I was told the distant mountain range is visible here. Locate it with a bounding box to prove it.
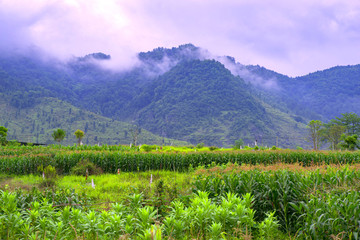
[0,44,359,147]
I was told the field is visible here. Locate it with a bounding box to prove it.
[1,145,360,239]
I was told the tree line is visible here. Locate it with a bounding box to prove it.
[307,112,360,150]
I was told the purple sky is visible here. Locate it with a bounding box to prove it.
[1,0,360,76]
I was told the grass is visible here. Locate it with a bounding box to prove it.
[0,171,193,204]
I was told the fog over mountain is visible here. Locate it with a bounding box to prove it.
[1,43,359,147]
[1,0,360,76]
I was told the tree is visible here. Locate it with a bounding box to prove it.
[129,125,140,146]
[52,129,66,144]
[333,112,360,135]
[233,138,244,149]
[338,134,360,151]
[0,126,8,145]
[321,123,345,150]
[74,129,85,146]
[306,120,323,150]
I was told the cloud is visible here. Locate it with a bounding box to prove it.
[1,0,360,76]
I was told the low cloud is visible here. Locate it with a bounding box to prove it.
[1,0,360,76]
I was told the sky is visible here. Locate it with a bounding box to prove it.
[1,0,360,76]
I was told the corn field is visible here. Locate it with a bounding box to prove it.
[1,146,360,174]
[193,167,360,239]
[0,189,282,240]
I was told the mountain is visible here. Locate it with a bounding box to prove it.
[246,65,360,120]
[0,44,359,148]
[0,95,187,146]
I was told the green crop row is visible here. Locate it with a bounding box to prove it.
[1,148,360,174]
[0,149,360,174]
[193,167,360,239]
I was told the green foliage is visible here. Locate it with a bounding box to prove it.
[70,159,103,176]
[233,138,245,149]
[196,142,205,149]
[2,146,360,175]
[52,128,66,143]
[0,126,7,146]
[338,134,360,151]
[295,191,360,239]
[333,112,360,135]
[271,146,277,150]
[208,146,219,151]
[38,165,58,188]
[0,188,280,239]
[141,144,156,152]
[321,123,346,150]
[193,167,360,235]
[306,120,323,150]
[74,129,85,145]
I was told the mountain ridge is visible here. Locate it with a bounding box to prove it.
[0,44,359,147]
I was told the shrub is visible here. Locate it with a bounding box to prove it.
[271,146,277,150]
[209,146,219,151]
[70,159,103,176]
[141,144,156,152]
[37,165,58,188]
[196,143,205,149]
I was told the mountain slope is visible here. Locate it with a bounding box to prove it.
[125,59,306,147]
[0,44,359,148]
[246,64,360,120]
[0,95,187,146]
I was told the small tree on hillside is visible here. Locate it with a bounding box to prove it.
[52,129,66,144]
[306,120,323,150]
[74,129,85,146]
[0,126,8,146]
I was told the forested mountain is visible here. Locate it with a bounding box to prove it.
[0,44,359,147]
[0,96,187,146]
[247,64,360,120]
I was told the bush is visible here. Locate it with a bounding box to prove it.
[141,144,154,152]
[271,146,277,150]
[196,143,205,149]
[37,165,58,188]
[233,139,244,149]
[70,159,103,176]
[254,146,259,151]
[209,146,219,151]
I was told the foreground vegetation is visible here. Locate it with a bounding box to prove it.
[1,145,360,239]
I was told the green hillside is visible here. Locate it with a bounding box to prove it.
[126,60,307,147]
[247,64,360,120]
[0,95,187,146]
[1,44,359,148]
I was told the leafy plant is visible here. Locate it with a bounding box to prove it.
[209,146,219,151]
[70,159,103,176]
[196,143,205,149]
